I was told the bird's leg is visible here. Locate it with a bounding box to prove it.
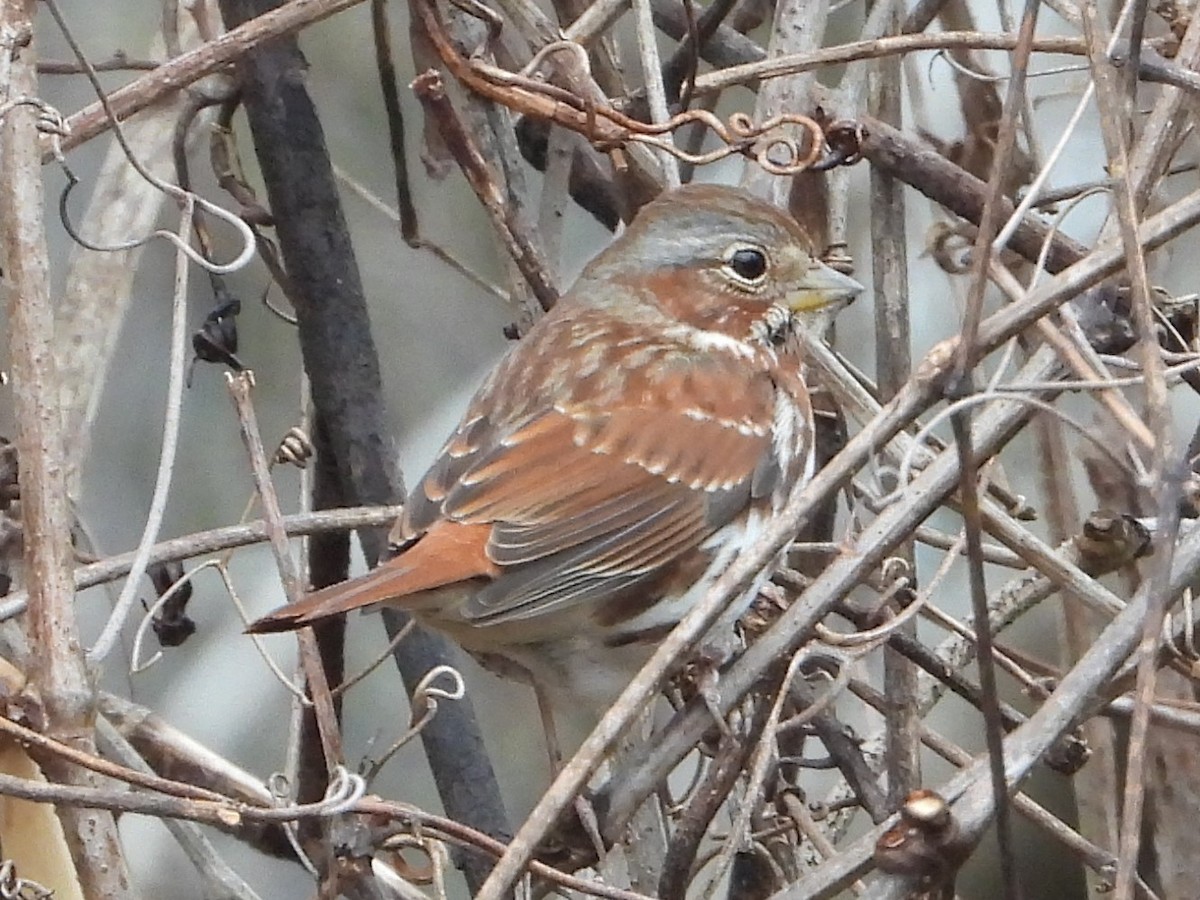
[676,637,738,739]
[573,794,608,864]
[532,680,565,775]
[692,657,734,738]
[531,680,609,862]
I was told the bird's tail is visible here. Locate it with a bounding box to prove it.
[246,563,415,633]
[246,521,496,633]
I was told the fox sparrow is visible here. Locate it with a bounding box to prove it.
[249,183,861,709]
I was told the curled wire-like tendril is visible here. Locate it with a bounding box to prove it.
[378,832,453,894]
[364,665,467,783]
[413,0,838,177]
[930,48,1089,85]
[812,119,864,170]
[271,766,367,818]
[264,768,367,875]
[496,46,826,174]
[0,861,52,900]
[813,555,921,648]
[268,773,320,878]
[130,559,219,674]
[261,283,299,326]
[0,95,68,150]
[1163,587,1199,665]
[58,170,256,275]
[319,766,368,814]
[594,108,824,175]
[36,0,256,277]
[409,664,467,725]
[815,585,922,649]
[520,38,592,81]
[274,426,314,468]
[880,555,911,582]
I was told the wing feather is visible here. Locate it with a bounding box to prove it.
[392,331,792,625]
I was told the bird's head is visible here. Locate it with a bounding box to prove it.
[576,183,862,349]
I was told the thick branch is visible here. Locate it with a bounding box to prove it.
[0,3,132,895]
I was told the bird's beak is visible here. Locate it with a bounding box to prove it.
[786,260,863,314]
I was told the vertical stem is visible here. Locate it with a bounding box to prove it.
[227,374,344,775]
[1082,8,1180,895]
[868,0,919,809]
[742,0,829,204]
[0,4,131,895]
[1038,411,1121,897]
[631,0,680,187]
[948,3,1042,894]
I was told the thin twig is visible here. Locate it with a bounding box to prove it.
[694,31,1129,94]
[226,373,344,775]
[867,0,919,811]
[56,0,371,155]
[630,0,679,186]
[0,506,401,622]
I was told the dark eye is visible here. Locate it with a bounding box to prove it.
[727,247,768,282]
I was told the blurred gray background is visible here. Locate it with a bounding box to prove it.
[3,0,1194,897]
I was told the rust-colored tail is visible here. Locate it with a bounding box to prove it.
[246,521,497,633]
[247,562,411,633]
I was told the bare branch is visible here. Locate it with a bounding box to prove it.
[0,4,130,892]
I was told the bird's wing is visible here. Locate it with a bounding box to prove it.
[401,346,796,625]
[248,314,810,635]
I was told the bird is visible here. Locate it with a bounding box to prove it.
[248,183,861,712]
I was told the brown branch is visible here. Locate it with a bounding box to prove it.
[297,419,349,811]
[657,726,755,900]
[54,0,369,156]
[412,70,559,311]
[0,3,131,894]
[0,506,401,621]
[0,713,228,804]
[857,115,1088,273]
[39,54,161,73]
[868,3,919,813]
[692,31,1152,94]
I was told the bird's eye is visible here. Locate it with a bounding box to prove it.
[723,246,769,285]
